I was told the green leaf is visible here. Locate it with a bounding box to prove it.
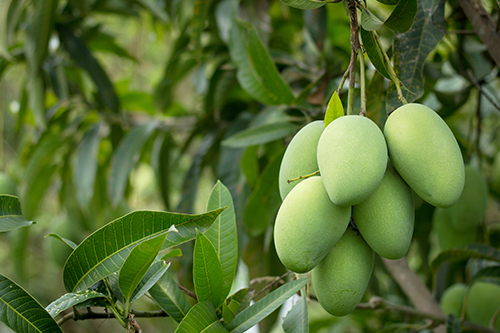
[386,0,445,112]
[194,232,225,309]
[191,0,211,53]
[282,293,308,333]
[227,278,310,333]
[63,207,226,292]
[0,0,12,59]
[108,121,158,207]
[0,273,63,332]
[324,91,343,127]
[161,248,182,261]
[45,233,77,250]
[130,260,170,303]
[0,195,34,233]
[241,146,259,187]
[360,8,384,31]
[431,244,500,273]
[222,299,240,325]
[149,272,191,323]
[360,28,391,80]
[74,123,101,208]
[119,231,169,305]
[366,71,385,125]
[228,20,294,105]
[45,290,109,317]
[222,121,298,148]
[86,31,137,62]
[137,0,168,23]
[121,91,155,115]
[280,0,326,10]
[175,301,228,333]
[205,181,238,299]
[384,0,417,33]
[26,72,46,129]
[471,266,500,283]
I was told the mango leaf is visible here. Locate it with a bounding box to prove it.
[0,273,63,332]
[0,195,34,233]
[63,207,226,292]
[108,121,158,207]
[191,0,211,54]
[360,8,384,31]
[324,91,343,127]
[241,146,259,187]
[471,266,500,283]
[222,121,298,148]
[282,293,308,333]
[280,0,326,9]
[205,181,238,298]
[359,28,391,80]
[431,244,500,273]
[175,301,228,333]
[74,122,101,208]
[26,72,46,129]
[194,232,225,309]
[45,290,109,317]
[45,233,78,249]
[119,232,169,305]
[227,278,310,333]
[86,31,136,62]
[228,20,294,105]
[149,272,191,323]
[130,260,170,303]
[222,299,240,325]
[386,0,445,112]
[137,0,168,23]
[0,0,12,59]
[384,0,417,33]
[366,71,385,125]
[161,248,182,261]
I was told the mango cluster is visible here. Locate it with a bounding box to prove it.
[274,103,465,317]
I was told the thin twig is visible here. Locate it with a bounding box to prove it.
[357,48,366,116]
[287,170,320,183]
[466,70,500,112]
[57,309,169,326]
[177,283,198,300]
[347,0,360,115]
[252,271,294,300]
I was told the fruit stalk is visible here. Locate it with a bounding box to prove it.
[357,48,366,116]
[347,0,360,115]
[287,170,319,184]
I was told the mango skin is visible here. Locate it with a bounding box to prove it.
[279,121,324,200]
[274,176,351,273]
[312,227,374,316]
[466,281,500,330]
[433,208,476,251]
[440,283,467,317]
[447,165,488,232]
[317,115,388,206]
[352,162,414,260]
[384,103,465,208]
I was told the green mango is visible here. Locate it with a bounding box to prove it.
[0,172,17,196]
[446,165,488,232]
[433,208,476,251]
[384,103,465,208]
[466,281,500,329]
[279,120,324,200]
[440,283,467,317]
[317,115,388,206]
[274,176,351,273]
[352,162,414,260]
[312,226,374,316]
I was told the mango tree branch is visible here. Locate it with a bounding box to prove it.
[347,0,360,115]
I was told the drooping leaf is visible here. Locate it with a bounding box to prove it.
[161,248,182,261]
[205,181,238,298]
[63,207,226,292]
[280,0,326,10]
[108,121,158,207]
[175,301,228,333]
[360,8,384,31]
[227,278,310,333]
[45,233,78,250]
[360,28,391,80]
[366,71,385,125]
[130,260,170,303]
[86,31,137,62]
[386,0,445,112]
[45,290,109,318]
[282,293,308,333]
[74,122,101,208]
[193,232,225,309]
[0,273,63,332]
[149,272,191,323]
[119,232,169,305]
[228,20,294,105]
[0,195,34,233]
[222,121,298,148]
[324,91,343,127]
[384,0,418,33]
[471,266,500,283]
[431,244,500,273]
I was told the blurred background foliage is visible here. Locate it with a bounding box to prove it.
[0,0,500,331]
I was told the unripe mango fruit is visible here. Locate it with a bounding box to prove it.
[466,281,500,330]
[312,227,374,316]
[279,121,324,200]
[352,162,414,260]
[274,176,351,273]
[433,208,476,251]
[317,115,388,206]
[447,165,488,232]
[384,103,465,208]
[440,283,467,317]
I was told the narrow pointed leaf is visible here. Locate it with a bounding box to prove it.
[108,121,158,206]
[74,123,101,208]
[472,266,500,283]
[149,272,191,323]
[194,232,225,309]
[161,248,182,261]
[431,244,500,273]
[384,0,417,33]
[175,301,228,333]
[205,181,237,299]
[222,121,298,148]
[280,0,326,9]
[45,290,108,318]
[130,260,170,303]
[227,278,310,333]
[191,0,211,53]
[0,273,63,332]
[45,233,77,249]
[282,293,308,333]
[63,207,226,292]
[0,195,34,233]
[119,231,169,303]
[360,8,384,31]
[360,28,391,80]
[324,91,343,127]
